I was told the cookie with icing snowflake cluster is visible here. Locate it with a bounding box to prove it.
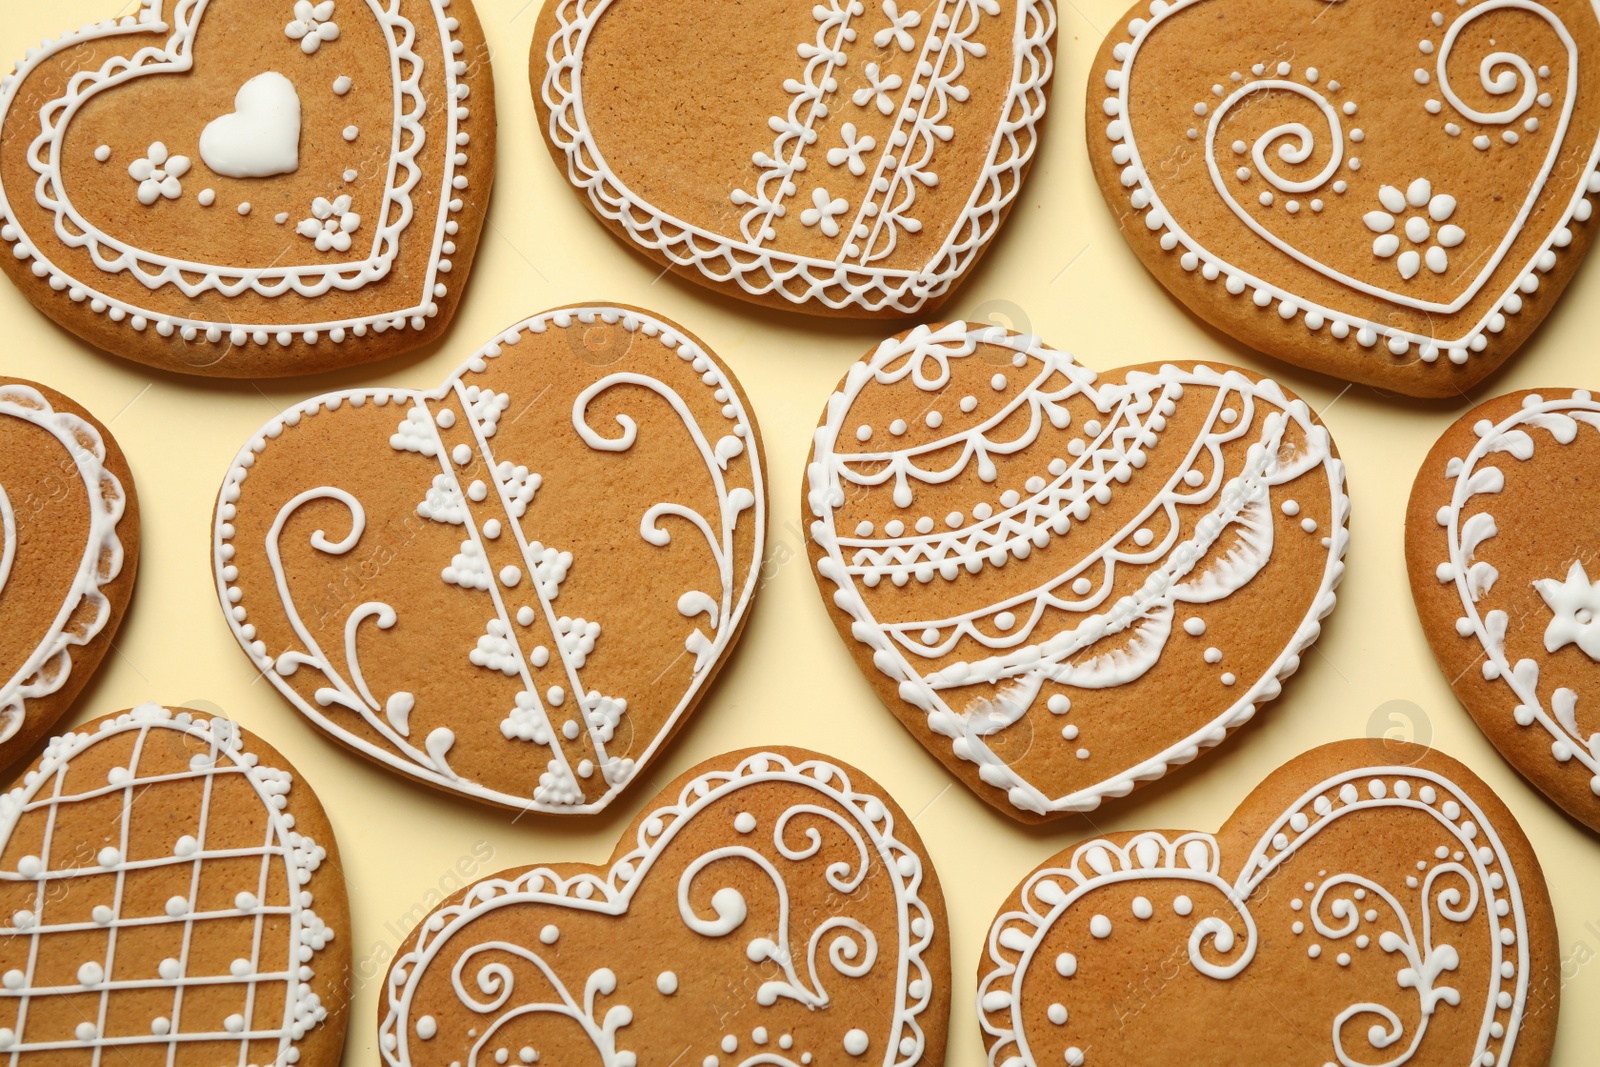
[214,305,766,814]
[805,323,1348,822]
[531,0,1057,316]
[379,747,949,1066]
[1,380,138,769]
[0,0,494,377]
[0,703,350,1065]
[977,740,1559,1066]
[1408,388,1600,832]
[1088,0,1600,397]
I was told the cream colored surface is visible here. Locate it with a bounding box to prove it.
[2,1,1597,1062]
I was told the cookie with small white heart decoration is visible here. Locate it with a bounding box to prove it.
[214,305,766,814]
[977,740,1559,1067]
[378,747,949,1067]
[805,322,1348,822]
[1407,388,1600,833]
[531,0,1057,317]
[1088,0,1600,398]
[0,0,494,378]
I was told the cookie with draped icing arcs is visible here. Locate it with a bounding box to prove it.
[379,747,949,1067]
[1407,388,1600,833]
[0,703,350,1065]
[0,380,138,769]
[530,0,1056,317]
[0,0,494,378]
[1088,0,1600,398]
[977,740,1560,1067]
[805,323,1349,822]
[214,305,766,813]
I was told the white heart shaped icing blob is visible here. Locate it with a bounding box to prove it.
[199,72,301,179]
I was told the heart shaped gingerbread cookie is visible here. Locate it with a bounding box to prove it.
[805,323,1347,821]
[531,0,1056,317]
[1408,388,1600,832]
[215,305,765,813]
[978,740,1559,1067]
[1,380,137,769]
[0,0,494,377]
[1089,0,1600,397]
[379,748,949,1067]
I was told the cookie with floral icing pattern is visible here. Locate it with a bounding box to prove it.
[0,703,350,1065]
[1,379,138,769]
[805,323,1348,822]
[531,0,1056,317]
[1088,0,1600,397]
[215,305,766,814]
[978,739,1559,1067]
[1408,388,1600,832]
[0,0,494,378]
[379,747,949,1067]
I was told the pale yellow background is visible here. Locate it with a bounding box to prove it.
[2,0,1598,1062]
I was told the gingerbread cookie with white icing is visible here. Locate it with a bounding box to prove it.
[531,0,1057,317]
[977,739,1559,1067]
[0,0,494,378]
[214,305,766,814]
[1,380,138,769]
[379,747,949,1067]
[1408,388,1600,833]
[806,323,1348,822]
[1088,0,1600,398]
[0,703,350,1065]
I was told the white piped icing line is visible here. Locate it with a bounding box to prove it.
[377,751,938,1066]
[539,0,1056,314]
[979,763,1532,1067]
[0,384,128,746]
[0,704,335,1060]
[1434,390,1600,797]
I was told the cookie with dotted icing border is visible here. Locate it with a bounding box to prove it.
[977,739,1559,1067]
[213,304,766,814]
[0,0,494,378]
[1,379,138,769]
[1087,0,1600,397]
[805,322,1348,822]
[530,0,1056,317]
[378,746,949,1067]
[0,702,350,1065]
[1407,388,1600,832]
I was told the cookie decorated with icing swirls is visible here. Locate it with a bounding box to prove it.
[1,380,138,769]
[805,323,1348,822]
[530,0,1056,317]
[977,740,1559,1067]
[1407,388,1600,832]
[379,747,949,1067]
[0,703,350,1064]
[1088,0,1600,398]
[0,0,494,378]
[214,305,766,814]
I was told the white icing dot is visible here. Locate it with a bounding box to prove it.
[416,1015,437,1039]
[539,925,559,945]
[856,424,873,442]
[334,76,352,95]
[198,188,216,207]
[657,971,678,995]
[1048,694,1071,714]
[452,443,472,465]
[94,144,111,162]
[483,518,502,538]
[343,125,360,141]
[1132,896,1153,919]
[1072,577,1093,595]
[1090,914,1112,938]
[1048,1003,1068,1025]
[1184,618,1206,636]
[890,419,907,435]
[925,411,943,428]
[238,202,251,216]
[960,395,978,413]
[1281,499,1300,516]
[499,566,522,587]
[1173,895,1193,916]
[1055,952,1077,976]
[991,373,1008,391]
[77,961,104,986]
[517,606,535,626]
[1204,647,1222,664]
[734,812,757,833]
[843,1030,869,1056]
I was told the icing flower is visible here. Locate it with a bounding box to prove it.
[1535,559,1600,660]
[127,142,190,205]
[285,1,340,54]
[801,187,849,238]
[827,123,878,177]
[875,0,923,51]
[296,195,361,252]
[1364,178,1465,280]
[853,62,904,115]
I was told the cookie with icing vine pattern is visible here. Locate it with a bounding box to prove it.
[806,323,1349,822]
[977,739,1559,1067]
[1407,388,1600,832]
[1,380,138,769]
[1087,0,1600,398]
[0,703,350,1065]
[378,746,949,1067]
[0,0,494,378]
[215,304,766,814]
[530,0,1057,317]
